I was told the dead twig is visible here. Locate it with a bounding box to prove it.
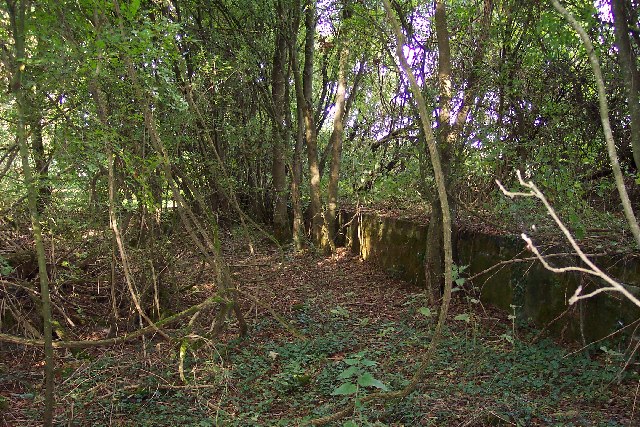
[497,171,640,308]
[0,293,226,349]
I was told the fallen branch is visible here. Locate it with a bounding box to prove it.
[0,294,225,349]
[1,279,77,328]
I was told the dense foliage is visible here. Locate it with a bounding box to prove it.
[1,0,639,425]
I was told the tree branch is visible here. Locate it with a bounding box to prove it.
[498,170,640,308]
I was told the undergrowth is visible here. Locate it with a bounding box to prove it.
[8,298,632,426]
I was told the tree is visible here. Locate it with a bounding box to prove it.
[611,0,640,171]
[3,1,55,424]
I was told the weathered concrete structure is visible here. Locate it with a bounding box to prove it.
[339,211,640,343]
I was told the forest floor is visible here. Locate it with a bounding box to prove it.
[1,232,639,426]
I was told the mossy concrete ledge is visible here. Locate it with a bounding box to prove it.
[339,210,640,343]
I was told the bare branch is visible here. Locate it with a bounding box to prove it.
[498,171,640,308]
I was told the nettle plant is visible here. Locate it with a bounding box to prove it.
[331,352,388,397]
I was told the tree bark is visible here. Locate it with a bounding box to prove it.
[423,0,493,300]
[423,0,454,302]
[611,0,640,171]
[271,0,290,240]
[29,112,50,213]
[293,0,325,245]
[287,1,305,251]
[7,1,55,424]
[326,44,349,250]
[384,0,453,399]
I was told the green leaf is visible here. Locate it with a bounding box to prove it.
[331,382,358,395]
[357,373,388,390]
[454,313,471,322]
[455,278,465,286]
[500,333,514,344]
[344,358,359,366]
[360,359,377,367]
[129,0,141,18]
[330,306,350,318]
[338,366,359,379]
[343,421,358,427]
[418,307,432,317]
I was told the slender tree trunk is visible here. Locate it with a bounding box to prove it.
[90,77,171,342]
[422,0,493,299]
[292,85,306,251]
[319,56,365,177]
[271,0,290,240]
[29,113,50,213]
[88,74,120,337]
[287,2,305,250]
[423,0,454,301]
[611,0,640,171]
[326,45,349,250]
[293,0,325,245]
[17,92,55,427]
[304,0,325,245]
[7,1,55,424]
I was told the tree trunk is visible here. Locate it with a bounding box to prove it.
[271,0,290,240]
[424,198,444,303]
[287,2,305,251]
[326,45,349,250]
[292,82,306,251]
[319,56,365,177]
[611,0,640,171]
[29,113,50,213]
[292,0,325,245]
[7,1,56,424]
[423,0,454,300]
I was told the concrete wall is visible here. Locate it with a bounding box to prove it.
[340,211,640,343]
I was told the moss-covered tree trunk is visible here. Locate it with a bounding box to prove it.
[291,74,306,251]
